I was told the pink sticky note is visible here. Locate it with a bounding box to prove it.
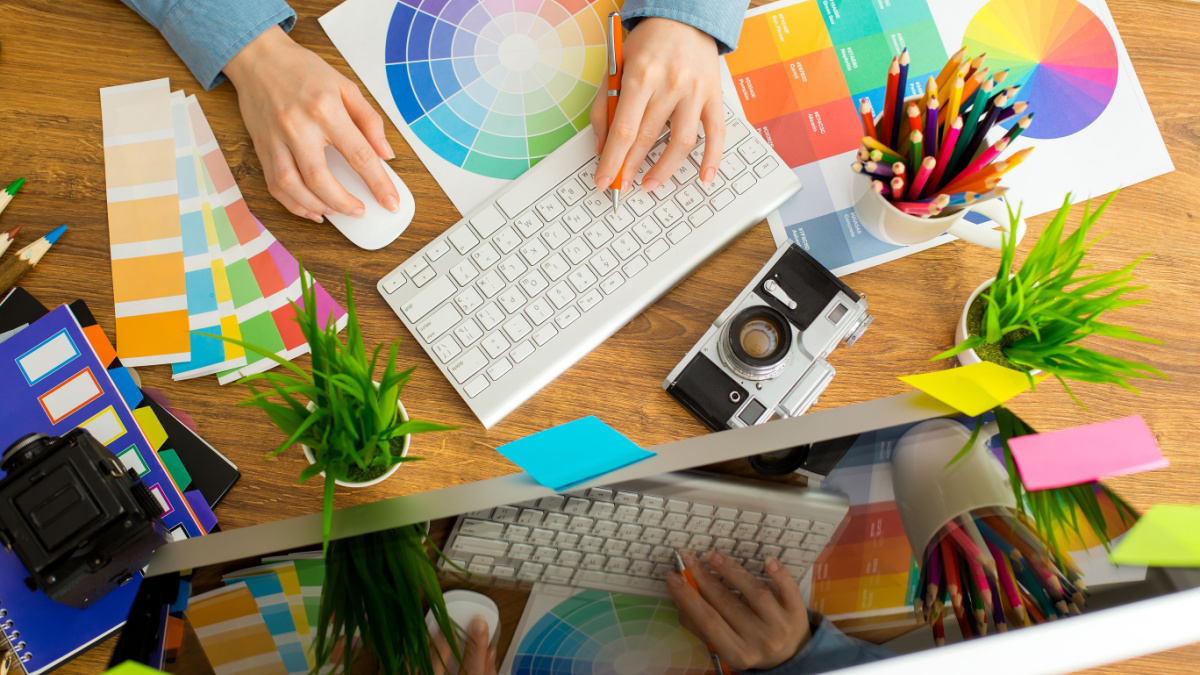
[1009,415,1168,490]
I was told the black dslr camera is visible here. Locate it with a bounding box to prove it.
[0,429,169,609]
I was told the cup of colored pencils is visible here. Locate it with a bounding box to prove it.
[855,47,1034,219]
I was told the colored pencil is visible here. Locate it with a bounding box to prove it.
[881,56,900,147]
[937,62,970,107]
[0,224,66,296]
[942,76,965,146]
[863,161,896,178]
[923,95,940,158]
[940,535,962,610]
[994,147,1034,176]
[908,131,924,175]
[959,67,990,112]
[943,162,1005,195]
[862,135,900,158]
[956,92,1008,175]
[991,546,1027,624]
[933,604,946,646]
[907,103,923,153]
[1002,114,1034,144]
[0,178,24,218]
[926,116,961,196]
[891,50,910,148]
[891,175,906,200]
[925,541,943,607]
[872,179,890,197]
[860,98,878,140]
[951,78,994,174]
[996,101,1028,124]
[0,225,21,258]
[935,46,968,91]
[857,147,871,162]
[965,52,987,80]
[909,157,936,199]
[961,137,1011,178]
[992,69,1010,86]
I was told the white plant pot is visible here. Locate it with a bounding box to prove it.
[301,392,410,489]
[955,276,1041,374]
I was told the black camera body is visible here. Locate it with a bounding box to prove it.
[0,429,168,609]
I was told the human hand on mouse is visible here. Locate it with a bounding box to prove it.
[667,551,813,671]
[589,17,726,197]
[223,25,400,223]
[431,615,497,675]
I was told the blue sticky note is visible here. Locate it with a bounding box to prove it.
[497,416,655,491]
[108,366,143,408]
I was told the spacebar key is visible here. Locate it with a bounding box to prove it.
[449,535,510,556]
[400,276,456,322]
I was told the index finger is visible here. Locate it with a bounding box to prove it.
[594,85,653,190]
[667,571,747,659]
[329,121,400,213]
[707,551,787,623]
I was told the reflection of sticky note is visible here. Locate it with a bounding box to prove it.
[899,362,1047,416]
[159,449,192,491]
[184,490,217,533]
[102,661,167,675]
[1110,505,1200,567]
[134,406,169,450]
[1009,415,1168,490]
[108,366,144,408]
[497,416,655,491]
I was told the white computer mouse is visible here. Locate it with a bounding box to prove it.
[323,145,415,250]
[424,590,500,661]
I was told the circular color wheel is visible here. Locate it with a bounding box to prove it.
[962,0,1118,140]
[510,590,714,674]
[384,0,617,179]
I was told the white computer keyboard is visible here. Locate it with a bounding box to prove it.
[378,106,802,428]
[439,472,849,598]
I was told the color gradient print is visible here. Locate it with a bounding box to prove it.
[963,0,1118,139]
[384,0,617,180]
[510,590,712,674]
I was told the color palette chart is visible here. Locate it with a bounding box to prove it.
[186,584,289,675]
[321,0,619,214]
[504,588,713,674]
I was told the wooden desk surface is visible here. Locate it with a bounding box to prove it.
[3,0,1199,672]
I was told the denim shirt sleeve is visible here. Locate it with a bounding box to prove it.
[752,616,897,675]
[119,0,297,90]
[620,0,750,54]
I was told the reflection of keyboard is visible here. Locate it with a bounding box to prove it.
[378,106,802,428]
[440,472,849,598]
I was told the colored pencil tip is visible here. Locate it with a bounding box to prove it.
[4,177,23,196]
[4,225,20,241]
[43,224,67,246]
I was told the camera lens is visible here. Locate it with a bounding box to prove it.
[719,306,793,381]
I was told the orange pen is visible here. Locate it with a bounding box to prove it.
[606,11,624,214]
[674,550,731,675]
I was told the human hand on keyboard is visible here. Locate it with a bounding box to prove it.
[431,615,497,675]
[668,551,813,671]
[590,18,726,196]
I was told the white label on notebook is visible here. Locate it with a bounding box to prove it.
[16,329,79,385]
[118,445,149,476]
[149,484,174,516]
[168,523,189,542]
[78,405,126,445]
[39,368,103,424]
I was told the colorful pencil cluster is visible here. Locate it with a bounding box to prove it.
[855,47,1035,218]
[914,508,1086,645]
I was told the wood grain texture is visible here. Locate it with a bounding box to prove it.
[1,0,1198,672]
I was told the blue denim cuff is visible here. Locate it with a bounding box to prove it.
[751,616,896,675]
[157,0,297,90]
[621,0,749,54]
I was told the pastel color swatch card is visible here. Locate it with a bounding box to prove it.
[497,416,654,490]
[1110,505,1200,567]
[899,362,1047,416]
[187,584,288,675]
[224,563,314,663]
[100,78,190,365]
[224,576,309,675]
[1009,415,1169,490]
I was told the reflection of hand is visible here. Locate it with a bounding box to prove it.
[589,17,725,196]
[431,616,497,675]
[223,26,399,223]
[667,551,813,671]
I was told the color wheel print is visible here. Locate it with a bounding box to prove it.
[962,0,1118,140]
[384,0,617,180]
[511,591,714,674]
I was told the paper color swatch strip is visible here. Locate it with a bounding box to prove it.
[1009,415,1169,490]
[100,78,190,365]
[187,584,289,675]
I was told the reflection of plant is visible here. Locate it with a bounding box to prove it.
[936,193,1165,403]
[314,524,458,675]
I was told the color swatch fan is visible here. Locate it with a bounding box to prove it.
[963,0,1118,139]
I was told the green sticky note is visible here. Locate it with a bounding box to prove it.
[1110,505,1200,567]
[104,661,166,675]
[158,448,192,492]
[899,362,1048,416]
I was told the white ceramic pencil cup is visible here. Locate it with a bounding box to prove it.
[891,419,1017,557]
[852,173,1027,249]
[425,590,501,675]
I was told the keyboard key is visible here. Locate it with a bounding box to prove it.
[739,511,763,524]
[493,565,516,579]
[510,543,535,559]
[453,319,483,346]
[633,220,662,244]
[536,194,566,221]
[543,513,569,530]
[604,207,634,232]
[617,523,643,540]
[713,537,736,553]
[811,521,836,536]
[450,259,479,286]
[564,497,590,514]
[512,212,540,238]
[476,271,505,298]
[567,267,598,292]
[672,160,698,184]
[638,509,664,526]
[538,495,565,510]
[688,142,706,165]
[623,255,648,278]
[803,534,829,550]
[649,545,674,562]
[498,256,528,282]
[739,138,767,164]
[641,495,665,509]
[780,531,805,547]
[647,142,667,164]
[542,222,570,249]
[685,516,712,533]
[720,155,746,180]
[689,205,715,227]
[650,178,677,200]
[663,513,688,530]
[493,225,521,254]
[557,177,586,205]
[404,257,429,278]
[645,239,669,261]
[675,185,703,211]
[732,173,757,194]
[449,226,479,254]
[757,527,782,544]
[602,539,628,556]
[763,514,788,528]
[593,520,618,537]
[626,192,654,216]
[539,253,570,281]
[612,233,639,259]
[688,534,713,550]
[578,288,603,312]
[533,324,558,346]
[454,288,483,314]
[734,523,758,539]
[691,504,715,517]
[427,239,451,261]
[614,504,640,521]
[601,273,625,295]
[664,531,689,548]
[518,509,544,526]
[735,541,759,558]
[449,348,487,384]
[412,266,436,287]
[417,304,461,342]
[715,506,739,520]
[511,340,535,362]
[470,242,500,269]
[583,193,609,217]
[699,174,726,195]
[668,224,690,244]
[605,557,631,574]
[431,336,461,363]
[382,271,406,294]
[709,520,735,537]
[545,282,574,309]
[502,315,533,342]
[587,487,613,500]
[554,532,580,549]
[723,120,750,152]
[628,545,652,562]
[666,499,689,513]
[517,561,544,580]
[653,201,684,228]
[519,237,549,264]
[588,250,619,277]
[401,276,456,321]
[584,222,614,248]
[557,550,583,566]
[533,546,558,563]
[561,205,589,233]
[555,307,581,329]
[483,334,511,359]
[518,270,549,297]
[498,287,525,313]
[449,535,509,556]
[493,505,519,522]
[712,189,735,211]
[755,157,779,177]
[470,206,506,238]
[525,297,554,325]
[460,518,504,537]
[568,516,594,533]
[580,535,604,552]
[562,238,591,264]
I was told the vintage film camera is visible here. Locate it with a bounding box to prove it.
[0,429,169,609]
[663,241,873,436]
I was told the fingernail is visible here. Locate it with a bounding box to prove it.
[305,212,324,224]
[621,178,631,192]
[324,207,336,216]
[383,194,399,213]
[642,178,661,192]
[386,146,396,160]
[766,557,781,573]
[595,175,611,190]
[353,206,366,217]
[708,551,726,567]
[666,573,683,589]
[470,616,487,638]
[702,167,717,185]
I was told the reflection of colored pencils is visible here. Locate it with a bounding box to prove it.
[940,536,962,610]
[0,225,21,258]
[891,50,910,148]
[881,56,900,147]
[927,117,961,196]
[0,224,66,295]
[860,99,878,140]
[933,603,946,646]
[910,157,936,198]
[0,178,24,218]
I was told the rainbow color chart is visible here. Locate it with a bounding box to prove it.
[506,589,714,675]
[963,0,1118,139]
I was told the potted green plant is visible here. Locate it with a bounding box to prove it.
[217,269,454,548]
[936,193,1165,400]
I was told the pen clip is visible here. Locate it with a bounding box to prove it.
[607,12,620,76]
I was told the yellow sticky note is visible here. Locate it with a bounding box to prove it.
[133,406,169,450]
[1110,505,1200,567]
[899,362,1046,416]
[104,661,166,675]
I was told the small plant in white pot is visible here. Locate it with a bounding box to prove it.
[221,270,454,548]
[935,192,1165,401]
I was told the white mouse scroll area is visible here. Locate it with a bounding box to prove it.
[323,146,415,250]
